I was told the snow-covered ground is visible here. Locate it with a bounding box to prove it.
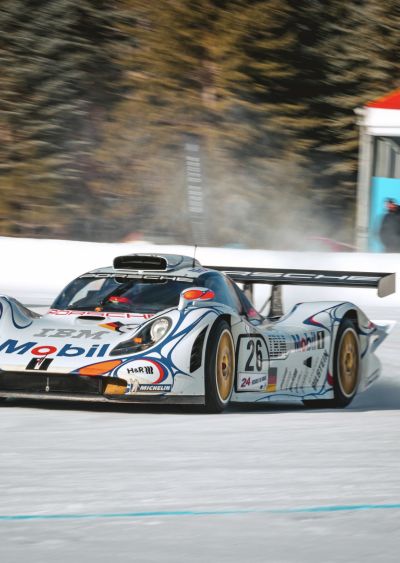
[0,238,400,562]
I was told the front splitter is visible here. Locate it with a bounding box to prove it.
[0,391,204,405]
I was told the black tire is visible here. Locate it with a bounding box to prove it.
[303,318,360,409]
[204,320,235,413]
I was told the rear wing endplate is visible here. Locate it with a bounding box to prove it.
[204,266,395,298]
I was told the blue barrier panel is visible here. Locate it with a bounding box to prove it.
[369,177,400,251]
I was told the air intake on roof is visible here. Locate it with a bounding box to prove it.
[113,255,168,271]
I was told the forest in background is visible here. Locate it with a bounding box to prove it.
[0,0,399,248]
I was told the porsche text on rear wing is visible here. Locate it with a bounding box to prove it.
[205,267,395,298]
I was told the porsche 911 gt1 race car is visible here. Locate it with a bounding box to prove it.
[0,254,395,412]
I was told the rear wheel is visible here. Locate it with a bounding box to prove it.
[204,320,235,413]
[333,319,360,407]
[303,319,360,409]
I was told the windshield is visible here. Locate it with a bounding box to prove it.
[52,276,194,314]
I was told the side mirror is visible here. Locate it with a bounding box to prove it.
[178,287,215,311]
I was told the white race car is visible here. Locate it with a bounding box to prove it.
[0,254,395,412]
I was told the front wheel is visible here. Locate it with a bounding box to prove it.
[204,320,235,413]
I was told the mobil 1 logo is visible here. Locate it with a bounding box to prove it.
[237,334,269,391]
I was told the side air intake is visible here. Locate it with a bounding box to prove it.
[190,327,207,373]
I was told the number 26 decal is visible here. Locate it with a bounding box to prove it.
[245,338,263,372]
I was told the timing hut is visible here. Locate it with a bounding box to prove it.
[356,89,400,251]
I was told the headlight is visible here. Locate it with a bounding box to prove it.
[150,318,170,342]
[110,317,172,356]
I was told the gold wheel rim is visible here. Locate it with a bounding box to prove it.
[338,329,359,397]
[216,330,235,402]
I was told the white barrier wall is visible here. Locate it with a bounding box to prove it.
[0,236,398,310]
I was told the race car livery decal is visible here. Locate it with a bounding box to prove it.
[266,368,277,392]
[33,328,109,340]
[238,373,267,390]
[138,384,171,392]
[281,367,304,392]
[116,358,166,381]
[236,334,269,392]
[26,357,54,371]
[0,339,110,358]
[309,351,329,390]
[48,309,153,320]
[291,330,324,352]
[224,271,383,283]
[238,369,277,392]
[115,359,171,393]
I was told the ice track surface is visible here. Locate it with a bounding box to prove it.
[0,240,399,562]
[0,306,399,563]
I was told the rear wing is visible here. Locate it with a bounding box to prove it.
[205,266,395,298]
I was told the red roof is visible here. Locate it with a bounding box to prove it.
[367,89,400,109]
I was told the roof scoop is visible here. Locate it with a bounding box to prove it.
[114,255,168,271]
[113,254,201,272]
